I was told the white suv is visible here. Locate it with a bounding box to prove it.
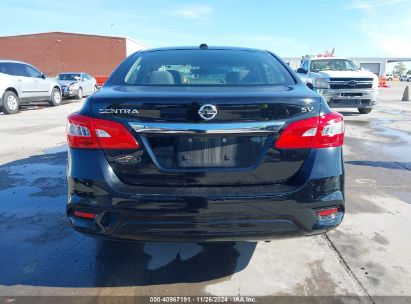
[0,60,62,114]
[400,74,411,82]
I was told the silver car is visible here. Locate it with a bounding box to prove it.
[0,60,62,114]
[56,72,97,99]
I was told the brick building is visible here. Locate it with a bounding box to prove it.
[0,32,147,77]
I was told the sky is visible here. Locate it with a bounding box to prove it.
[0,0,410,71]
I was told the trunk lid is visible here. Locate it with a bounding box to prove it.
[91,85,320,187]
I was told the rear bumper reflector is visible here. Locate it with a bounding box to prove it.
[73,210,97,219]
[316,207,340,219]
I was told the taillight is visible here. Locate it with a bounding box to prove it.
[67,114,139,149]
[316,207,340,219]
[73,210,97,219]
[275,112,344,149]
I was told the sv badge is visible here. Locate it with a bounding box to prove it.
[301,107,314,113]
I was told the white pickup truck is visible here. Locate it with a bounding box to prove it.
[297,57,379,114]
[400,74,411,82]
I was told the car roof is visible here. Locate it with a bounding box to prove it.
[58,72,86,74]
[309,57,350,61]
[138,46,269,54]
[0,59,30,64]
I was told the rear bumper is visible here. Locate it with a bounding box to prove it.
[68,197,344,242]
[66,148,345,242]
[316,88,378,108]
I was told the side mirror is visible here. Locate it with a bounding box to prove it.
[297,68,307,74]
[41,73,46,79]
[306,82,314,90]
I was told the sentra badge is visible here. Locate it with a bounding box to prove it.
[99,108,139,115]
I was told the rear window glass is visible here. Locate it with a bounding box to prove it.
[58,73,81,80]
[0,63,12,75]
[310,59,359,72]
[116,49,295,86]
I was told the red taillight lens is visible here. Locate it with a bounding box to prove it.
[67,115,99,149]
[93,118,139,149]
[73,210,97,219]
[275,112,344,149]
[316,207,340,219]
[67,114,139,149]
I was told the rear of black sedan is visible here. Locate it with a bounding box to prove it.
[66,46,345,241]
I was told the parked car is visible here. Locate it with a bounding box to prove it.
[400,74,411,82]
[0,60,61,114]
[66,46,345,242]
[297,57,379,114]
[56,72,97,99]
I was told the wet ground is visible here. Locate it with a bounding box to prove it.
[0,82,411,302]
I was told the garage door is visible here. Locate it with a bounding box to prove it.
[360,63,380,75]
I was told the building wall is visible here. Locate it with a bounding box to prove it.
[0,32,130,77]
[282,57,303,70]
[350,58,387,76]
[126,38,147,56]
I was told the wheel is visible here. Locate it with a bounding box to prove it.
[1,91,20,114]
[76,87,83,99]
[358,108,372,114]
[49,88,62,106]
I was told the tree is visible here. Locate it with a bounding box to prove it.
[407,69,411,75]
[393,62,407,76]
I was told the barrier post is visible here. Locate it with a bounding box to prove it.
[402,86,410,101]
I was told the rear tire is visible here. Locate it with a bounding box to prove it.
[76,87,83,99]
[49,88,62,106]
[1,91,20,114]
[358,108,372,114]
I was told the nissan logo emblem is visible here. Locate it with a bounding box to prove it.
[347,80,357,87]
[198,104,218,120]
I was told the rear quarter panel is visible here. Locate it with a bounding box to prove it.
[0,73,20,103]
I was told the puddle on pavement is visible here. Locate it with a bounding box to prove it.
[43,144,68,154]
[0,152,67,208]
[377,107,404,116]
[395,192,411,204]
[345,115,411,163]
[345,120,371,126]
[0,151,256,289]
[367,125,411,161]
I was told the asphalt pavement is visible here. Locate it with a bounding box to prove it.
[0,84,410,303]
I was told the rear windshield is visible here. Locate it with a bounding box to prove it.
[114,49,295,86]
[310,59,359,72]
[58,73,81,80]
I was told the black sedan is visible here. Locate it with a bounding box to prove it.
[66,45,345,242]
